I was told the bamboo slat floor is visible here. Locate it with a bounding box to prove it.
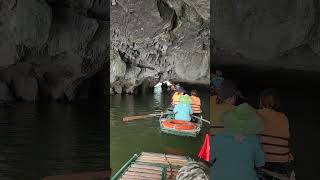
[112,152,191,180]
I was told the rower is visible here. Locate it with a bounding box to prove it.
[172,87,185,107]
[257,89,293,173]
[190,89,202,116]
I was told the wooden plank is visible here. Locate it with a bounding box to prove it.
[42,171,110,180]
[140,153,188,160]
[127,167,162,175]
[131,164,179,172]
[136,159,186,166]
[137,157,188,164]
[130,164,162,171]
[136,159,185,164]
[120,174,159,180]
[141,152,187,160]
[141,152,186,158]
[122,171,161,178]
[138,156,188,162]
[140,155,188,162]
[140,155,187,161]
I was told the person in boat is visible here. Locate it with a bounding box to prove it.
[190,89,202,116]
[210,103,265,180]
[170,83,176,92]
[210,80,239,135]
[211,70,224,92]
[172,87,186,107]
[257,89,293,174]
[162,80,172,92]
[173,94,193,122]
[176,83,181,89]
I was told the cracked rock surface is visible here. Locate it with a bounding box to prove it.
[0,0,108,101]
[110,0,210,94]
[212,0,320,71]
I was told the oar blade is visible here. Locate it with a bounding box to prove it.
[123,113,162,122]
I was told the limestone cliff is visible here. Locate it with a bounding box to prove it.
[110,0,210,94]
[0,0,108,101]
[212,0,320,71]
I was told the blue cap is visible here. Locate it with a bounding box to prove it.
[177,87,186,93]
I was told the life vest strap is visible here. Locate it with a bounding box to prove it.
[264,151,291,156]
[259,134,290,141]
[262,142,290,148]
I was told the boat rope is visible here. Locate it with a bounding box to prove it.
[164,153,173,179]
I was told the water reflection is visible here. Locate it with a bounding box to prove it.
[153,87,162,110]
[0,102,108,180]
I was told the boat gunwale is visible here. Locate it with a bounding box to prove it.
[159,108,203,137]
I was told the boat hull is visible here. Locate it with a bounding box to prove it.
[159,108,202,137]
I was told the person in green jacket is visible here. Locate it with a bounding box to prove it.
[210,103,265,180]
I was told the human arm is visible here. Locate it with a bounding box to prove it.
[173,105,178,115]
[209,136,217,166]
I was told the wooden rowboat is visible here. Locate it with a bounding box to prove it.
[159,107,203,137]
[111,152,192,180]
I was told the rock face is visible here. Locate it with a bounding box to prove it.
[15,0,52,48]
[212,0,320,71]
[0,0,108,101]
[110,0,210,94]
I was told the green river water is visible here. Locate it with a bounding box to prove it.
[110,86,210,175]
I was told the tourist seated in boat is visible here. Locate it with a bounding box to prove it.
[257,89,293,174]
[172,87,186,106]
[173,94,193,122]
[210,103,265,180]
[190,89,202,116]
[170,83,176,92]
[211,70,224,91]
[210,80,238,135]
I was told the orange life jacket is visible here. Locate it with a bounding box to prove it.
[172,92,181,106]
[190,95,201,113]
[258,108,293,163]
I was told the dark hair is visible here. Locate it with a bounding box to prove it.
[216,94,236,104]
[259,88,280,110]
[191,89,198,96]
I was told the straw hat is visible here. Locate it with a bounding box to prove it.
[221,103,264,135]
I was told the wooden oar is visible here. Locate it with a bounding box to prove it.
[192,115,211,124]
[123,113,162,122]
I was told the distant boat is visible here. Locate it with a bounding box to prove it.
[154,82,162,88]
[159,107,203,137]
